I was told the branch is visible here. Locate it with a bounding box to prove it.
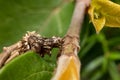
[0,31,63,68]
[51,0,91,80]
[0,42,22,68]
[66,0,90,37]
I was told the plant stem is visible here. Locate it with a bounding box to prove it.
[67,1,87,37]
[0,42,22,68]
[0,32,63,68]
[52,0,91,80]
[62,0,91,55]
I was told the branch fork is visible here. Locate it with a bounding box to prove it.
[51,0,91,80]
[0,0,91,80]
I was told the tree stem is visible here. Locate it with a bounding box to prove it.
[62,0,91,55]
[66,1,87,38]
[52,0,91,80]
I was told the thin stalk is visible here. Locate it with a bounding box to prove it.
[62,0,91,55]
[67,0,87,38]
[51,0,91,80]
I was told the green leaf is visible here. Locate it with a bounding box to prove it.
[79,34,97,58]
[88,0,120,33]
[0,0,74,79]
[24,71,52,80]
[108,52,120,60]
[90,70,103,80]
[0,0,74,51]
[0,51,55,80]
[82,56,103,77]
[109,62,120,80]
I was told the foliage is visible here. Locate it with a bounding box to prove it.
[0,51,54,80]
[0,0,120,80]
[88,0,120,33]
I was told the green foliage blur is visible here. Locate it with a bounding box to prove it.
[0,0,120,80]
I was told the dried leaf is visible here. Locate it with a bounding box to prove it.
[88,0,120,33]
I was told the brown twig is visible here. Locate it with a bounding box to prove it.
[61,0,91,56]
[0,42,22,68]
[0,31,63,68]
[0,1,91,80]
[51,0,91,80]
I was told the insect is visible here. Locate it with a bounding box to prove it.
[0,31,63,68]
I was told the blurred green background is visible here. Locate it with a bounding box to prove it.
[0,0,120,80]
